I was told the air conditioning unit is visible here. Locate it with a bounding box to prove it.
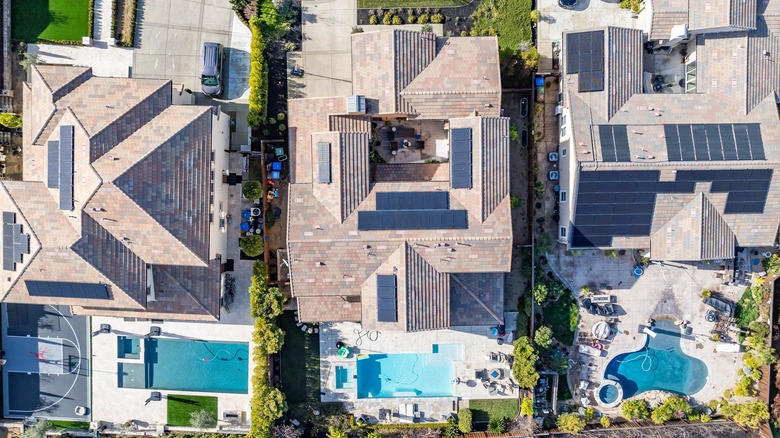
[554,105,563,116]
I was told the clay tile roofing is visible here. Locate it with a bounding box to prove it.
[405,243,450,332]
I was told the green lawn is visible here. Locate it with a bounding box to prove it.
[167,395,218,427]
[279,310,320,403]
[469,399,519,423]
[49,421,90,430]
[11,0,90,43]
[358,0,471,7]
[472,0,532,53]
[541,292,578,346]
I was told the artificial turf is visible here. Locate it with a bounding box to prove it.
[12,0,91,43]
[468,398,519,423]
[166,394,218,427]
[278,310,320,403]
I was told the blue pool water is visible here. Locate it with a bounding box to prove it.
[335,365,355,389]
[604,319,707,398]
[119,338,249,393]
[356,344,461,398]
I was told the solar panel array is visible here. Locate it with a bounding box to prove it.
[376,274,398,322]
[565,31,605,92]
[317,141,331,184]
[59,125,74,211]
[598,125,631,162]
[2,211,30,271]
[376,192,449,210]
[665,124,765,161]
[47,140,59,189]
[26,280,110,300]
[450,128,473,189]
[572,169,774,247]
[358,210,468,230]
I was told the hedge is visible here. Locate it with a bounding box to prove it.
[88,0,95,39]
[247,20,268,127]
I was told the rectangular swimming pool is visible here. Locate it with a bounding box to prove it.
[117,338,249,393]
[356,344,460,398]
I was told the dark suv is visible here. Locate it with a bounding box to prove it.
[201,42,224,97]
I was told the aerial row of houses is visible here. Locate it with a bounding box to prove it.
[2,0,780,328]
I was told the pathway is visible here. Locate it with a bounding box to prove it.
[93,0,114,42]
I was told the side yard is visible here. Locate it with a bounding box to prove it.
[112,0,138,47]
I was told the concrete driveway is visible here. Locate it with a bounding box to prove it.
[536,0,649,72]
[133,0,251,102]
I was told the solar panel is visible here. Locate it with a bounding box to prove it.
[2,222,12,271]
[692,125,709,160]
[357,210,468,230]
[664,124,764,162]
[705,124,723,160]
[734,124,750,160]
[376,274,397,322]
[59,125,74,211]
[450,128,472,189]
[376,192,449,210]
[317,141,331,184]
[720,124,738,160]
[47,140,59,189]
[613,126,630,162]
[566,31,605,92]
[664,125,681,161]
[599,125,616,162]
[746,124,765,160]
[26,280,111,300]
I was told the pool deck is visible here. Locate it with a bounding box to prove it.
[91,316,253,428]
[320,321,518,422]
[549,250,748,411]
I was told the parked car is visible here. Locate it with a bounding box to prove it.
[200,42,224,97]
[558,0,577,8]
[520,97,529,119]
[521,127,529,148]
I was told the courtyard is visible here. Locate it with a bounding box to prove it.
[547,249,750,413]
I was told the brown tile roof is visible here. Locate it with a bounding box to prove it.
[405,243,449,332]
[690,0,757,31]
[450,273,504,326]
[650,193,736,261]
[298,296,362,322]
[372,163,450,182]
[34,65,91,100]
[650,11,689,41]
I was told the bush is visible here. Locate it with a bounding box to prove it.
[700,414,712,423]
[534,284,548,304]
[418,13,430,23]
[0,113,21,129]
[529,9,540,23]
[247,20,268,127]
[351,26,364,33]
[268,117,277,125]
[487,417,508,433]
[510,195,521,209]
[734,376,755,397]
[326,427,347,438]
[190,409,217,429]
[510,122,519,142]
[392,16,403,25]
[278,112,286,121]
[421,24,433,32]
[243,180,264,199]
[621,400,649,420]
[383,12,394,25]
[22,420,50,438]
[431,13,445,23]
[520,397,533,417]
[370,15,379,25]
[457,408,472,433]
[762,253,780,275]
[407,15,416,23]
[520,46,540,70]
[240,235,265,257]
[534,325,553,349]
[250,285,286,320]
[278,124,287,132]
[512,336,539,388]
[556,413,586,434]
[701,289,712,299]
[749,321,770,339]
[254,317,285,355]
[600,416,611,428]
[721,401,770,429]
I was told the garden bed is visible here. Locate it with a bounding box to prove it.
[12,0,91,43]
[356,3,481,36]
[113,0,138,47]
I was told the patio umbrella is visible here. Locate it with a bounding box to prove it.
[592,321,611,340]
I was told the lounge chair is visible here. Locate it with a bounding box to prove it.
[475,369,488,381]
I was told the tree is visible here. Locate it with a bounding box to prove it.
[22,420,50,438]
[762,253,780,275]
[458,408,472,433]
[240,234,265,257]
[254,318,285,355]
[534,284,548,304]
[520,46,540,70]
[243,180,264,199]
[272,424,303,438]
[748,345,777,367]
[621,400,649,420]
[487,417,508,433]
[521,397,534,417]
[600,416,611,428]
[557,413,586,433]
[721,401,770,429]
[534,325,553,349]
[749,321,770,340]
[326,427,348,438]
[512,336,540,388]
[250,284,287,319]
[251,385,287,435]
[190,409,217,428]
[0,113,22,129]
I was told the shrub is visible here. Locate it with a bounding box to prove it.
[512,336,539,388]
[421,24,433,32]
[600,416,611,428]
[190,409,217,429]
[22,420,50,438]
[431,13,445,23]
[243,180,264,199]
[247,20,268,127]
[720,401,770,429]
[510,195,521,209]
[240,235,265,257]
[278,124,287,132]
[534,325,553,349]
[584,407,594,421]
[326,427,347,438]
[250,285,287,320]
[0,113,21,129]
[762,253,780,275]
[351,26,364,33]
[383,13,394,25]
[701,289,712,299]
[557,413,586,434]
[510,122,519,142]
[750,321,770,339]
[457,408,472,433]
[392,16,403,25]
[418,13,430,24]
[534,284,548,304]
[407,15,416,23]
[734,376,755,397]
[268,117,277,125]
[250,383,287,437]
[254,317,285,355]
[278,112,286,121]
[529,9,540,23]
[700,414,712,423]
[621,400,649,420]
[487,417,508,433]
[370,15,379,25]
[521,397,533,417]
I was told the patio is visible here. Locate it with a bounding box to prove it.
[374,119,449,164]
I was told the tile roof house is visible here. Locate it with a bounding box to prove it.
[1,65,231,320]
[558,1,780,261]
[287,30,512,331]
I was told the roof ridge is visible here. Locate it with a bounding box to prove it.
[31,108,63,146]
[155,265,214,316]
[87,80,171,139]
[450,273,503,324]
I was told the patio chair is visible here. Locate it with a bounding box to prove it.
[475,369,488,381]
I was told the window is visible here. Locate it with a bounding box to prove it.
[560,125,567,137]
[560,226,567,238]
[560,191,567,203]
[561,148,567,157]
[560,114,567,127]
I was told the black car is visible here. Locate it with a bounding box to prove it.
[558,0,577,8]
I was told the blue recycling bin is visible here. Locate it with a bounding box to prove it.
[272,162,282,171]
[535,77,545,87]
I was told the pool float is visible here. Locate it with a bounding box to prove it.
[337,346,350,358]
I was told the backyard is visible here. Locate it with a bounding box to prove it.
[278,310,319,404]
[167,395,218,427]
[11,0,90,43]
[469,398,519,423]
